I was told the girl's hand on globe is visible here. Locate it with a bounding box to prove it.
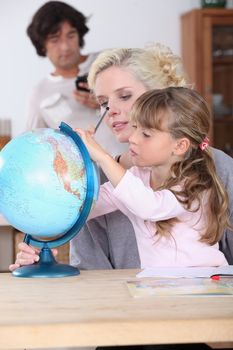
[75,128,108,163]
[76,128,126,188]
[9,242,58,272]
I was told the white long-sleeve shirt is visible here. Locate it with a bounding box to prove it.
[89,166,228,268]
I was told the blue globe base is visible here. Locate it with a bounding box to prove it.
[12,246,80,278]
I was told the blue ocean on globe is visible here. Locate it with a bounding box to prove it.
[0,127,99,238]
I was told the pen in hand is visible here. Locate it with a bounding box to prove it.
[94,107,109,133]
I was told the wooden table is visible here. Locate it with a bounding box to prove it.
[0,269,233,349]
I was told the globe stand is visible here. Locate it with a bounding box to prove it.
[10,122,98,278]
[12,242,80,278]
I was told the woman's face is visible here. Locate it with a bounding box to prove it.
[94,66,147,143]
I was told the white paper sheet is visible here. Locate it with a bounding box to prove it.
[136,265,233,278]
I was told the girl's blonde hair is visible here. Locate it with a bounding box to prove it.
[130,87,231,245]
[88,43,188,91]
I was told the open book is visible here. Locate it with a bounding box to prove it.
[126,277,233,297]
[136,265,233,279]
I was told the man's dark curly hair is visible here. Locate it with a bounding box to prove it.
[27,1,89,57]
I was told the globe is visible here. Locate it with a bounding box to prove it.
[0,122,99,277]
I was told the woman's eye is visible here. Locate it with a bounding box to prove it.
[99,101,108,108]
[120,94,131,101]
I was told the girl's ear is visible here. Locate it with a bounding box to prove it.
[173,138,190,156]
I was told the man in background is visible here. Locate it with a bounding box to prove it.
[26,1,123,154]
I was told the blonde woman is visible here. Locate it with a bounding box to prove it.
[10,44,233,271]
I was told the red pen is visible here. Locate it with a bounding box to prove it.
[211,274,233,281]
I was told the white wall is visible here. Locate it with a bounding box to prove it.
[0,0,231,136]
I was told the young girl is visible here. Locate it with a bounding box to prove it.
[77,87,230,268]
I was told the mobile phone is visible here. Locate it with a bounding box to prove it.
[75,74,90,92]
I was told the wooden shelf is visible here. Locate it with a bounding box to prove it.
[214,115,233,122]
[181,9,233,150]
[213,57,233,64]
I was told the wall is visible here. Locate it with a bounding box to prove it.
[0,0,232,136]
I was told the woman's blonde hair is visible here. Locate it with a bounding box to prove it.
[130,86,231,245]
[88,43,188,91]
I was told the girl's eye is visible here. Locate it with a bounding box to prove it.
[142,132,151,138]
[131,124,137,129]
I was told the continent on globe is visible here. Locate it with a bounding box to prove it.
[0,127,99,239]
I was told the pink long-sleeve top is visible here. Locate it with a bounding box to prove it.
[89,166,228,268]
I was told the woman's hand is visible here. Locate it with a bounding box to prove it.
[9,242,58,272]
[73,89,99,110]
